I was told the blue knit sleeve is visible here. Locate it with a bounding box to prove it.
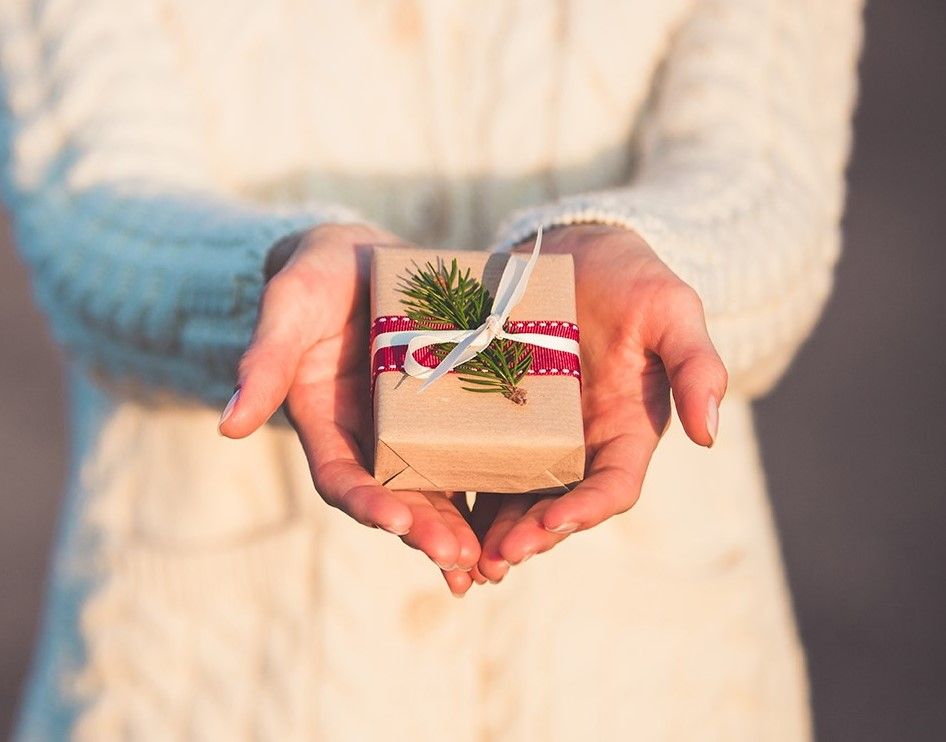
[0,0,360,404]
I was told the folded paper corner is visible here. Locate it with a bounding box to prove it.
[375,439,444,492]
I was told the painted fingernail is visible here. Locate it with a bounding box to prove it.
[706,396,719,447]
[217,387,240,432]
[546,521,577,534]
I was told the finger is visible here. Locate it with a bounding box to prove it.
[315,458,413,535]
[316,448,460,568]
[442,568,474,598]
[396,490,463,571]
[478,495,536,581]
[325,477,462,570]
[219,271,313,439]
[430,494,481,570]
[647,285,728,447]
[495,496,572,565]
[469,564,488,585]
[539,432,655,535]
[288,399,414,535]
[289,384,461,568]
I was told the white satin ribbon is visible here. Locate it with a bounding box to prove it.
[371,227,580,391]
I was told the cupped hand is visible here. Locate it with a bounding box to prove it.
[473,224,728,584]
[217,223,480,593]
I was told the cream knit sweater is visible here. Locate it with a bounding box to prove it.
[0,1,863,740]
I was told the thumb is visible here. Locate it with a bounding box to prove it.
[218,272,308,438]
[648,285,728,447]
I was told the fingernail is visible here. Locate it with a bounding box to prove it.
[546,521,577,534]
[518,552,534,564]
[381,523,411,536]
[435,560,458,571]
[487,567,507,584]
[486,559,511,581]
[451,591,465,599]
[218,387,240,432]
[706,396,719,447]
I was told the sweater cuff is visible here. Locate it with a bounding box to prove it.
[492,192,674,250]
[489,193,702,294]
[232,200,364,295]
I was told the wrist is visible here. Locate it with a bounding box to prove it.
[511,222,641,254]
[264,222,394,281]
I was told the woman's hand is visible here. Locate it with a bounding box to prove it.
[473,224,728,584]
[218,224,480,591]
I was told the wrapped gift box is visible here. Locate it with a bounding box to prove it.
[369,242,585,493]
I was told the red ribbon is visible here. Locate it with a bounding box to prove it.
[370,316,581,387]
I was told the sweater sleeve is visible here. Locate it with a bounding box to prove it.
[0,0,361,404]
[492,0,865,396]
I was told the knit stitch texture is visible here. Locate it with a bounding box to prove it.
[0,1,863,739]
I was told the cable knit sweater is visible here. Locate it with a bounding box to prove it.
[0,1,863,740]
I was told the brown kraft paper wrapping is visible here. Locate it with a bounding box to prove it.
[370,246,585,494]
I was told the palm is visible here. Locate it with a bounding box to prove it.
[472,226,724,583]
[223,226,480,586]
[222,222,725,596]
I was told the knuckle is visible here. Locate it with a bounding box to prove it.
[647,277,702,317]
[605,471,642,514]
[308,222,348,242]
[262,269,305,302]
[311,462,337,495]
[642,280,705,344]
[236,352,255,380]
[666,282,704,316]
[310,222,384,247]
[717,361,730,389]
[344,486,375,520]
[236,343,269,379]
[613,491,639,516]
[689,344,728,388]
[238,341,277,372]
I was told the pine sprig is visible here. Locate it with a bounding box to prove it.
[396,258,532,404]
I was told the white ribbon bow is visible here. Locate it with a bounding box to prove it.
[371,227,580,392]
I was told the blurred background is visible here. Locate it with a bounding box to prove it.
[1,1,944,739]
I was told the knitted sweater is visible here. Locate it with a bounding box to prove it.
[0,1,863,740]
[0,0,862,402]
